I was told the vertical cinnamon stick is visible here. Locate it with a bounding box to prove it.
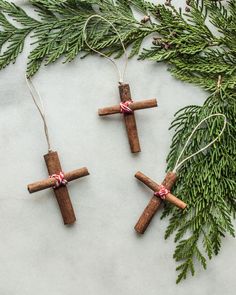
[162,172,178,190]
[134,172,178,234]
[134,197,162,235]
[119,84,141,153]
[44,151,76,225]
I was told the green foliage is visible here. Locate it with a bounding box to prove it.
[0,0,38,69]
[0,0,235,283]
[140,1,236,282]
[0,0,156,75]
[164,89,236,283]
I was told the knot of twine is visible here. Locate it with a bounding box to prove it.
[120,100,133,114]
[50,172,68,189]
[154,185,170,200]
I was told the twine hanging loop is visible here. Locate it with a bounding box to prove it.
[173,113,227,173]
[83,15,128,84]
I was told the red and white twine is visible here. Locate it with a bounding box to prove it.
[154,185,170,200]
[50,172,68,189]
[120,100,133,114]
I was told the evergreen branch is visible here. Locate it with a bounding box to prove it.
[164,90,236,282]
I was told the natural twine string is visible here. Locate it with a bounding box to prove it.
[0,77,52,201]
[83,14,128,84]
[173,113,227,173]
[25,75,52,152]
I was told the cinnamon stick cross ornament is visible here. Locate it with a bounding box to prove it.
[26,77,89,225]
[83,15,157,153]
[134,171,187,234]
[28,151,89,225]
[98,83,157,153]
[134,113,227,234]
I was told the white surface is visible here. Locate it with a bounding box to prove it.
[0,1,235,294]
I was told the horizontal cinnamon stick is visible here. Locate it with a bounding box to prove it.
[98,99,158,116]
[28,167,89,193]
[135,171,186,209]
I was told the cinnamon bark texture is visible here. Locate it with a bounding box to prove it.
[98,99,157,116]
[28,167,89,193]
[134,171,186,234]
[135,196,162,234]
[44,151,76,225]
[98,83,157,153]
[119,83,140,153]
[28,151,90,225]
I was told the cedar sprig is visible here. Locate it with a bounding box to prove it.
[164,89,236,283]
[0,0,156,75]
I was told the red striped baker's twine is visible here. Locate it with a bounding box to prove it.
[50,172,68,188]
[154,185,170,200]
[120,100,133,114]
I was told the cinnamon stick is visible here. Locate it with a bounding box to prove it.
[119,83,140,153]
[134,171,186,234]
[44,151,76,225]
[135,171,186,209]
[98,99,158,116]
[28,167,89,193]
[134,196,162,234]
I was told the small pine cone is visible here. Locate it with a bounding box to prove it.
[170,31,177,37]
[152,38,162,45]
[165,0,172,6]
[160,42,171,50]
[141,15,151,23]
[164,43,171,50]
[155,9,161,17]
[185,6,191,12]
